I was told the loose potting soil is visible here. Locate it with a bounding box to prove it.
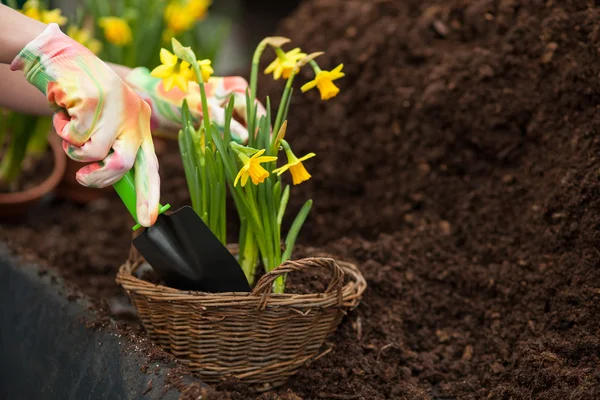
[2,0,600,398]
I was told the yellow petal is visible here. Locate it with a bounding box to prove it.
[150,64,174,79]
[264,59,278,74]
[250,149,266,159]
[241,171,249,187]
[234,168,244,187]
[255,156,278,163]
[160,48,177,66]
[163,74,176,92]
[273,164,291,175]
[273,65,283,80]
[298,152,316,162]
[174,74,189,92]
[331,63,344,74]
[301,80,317,92]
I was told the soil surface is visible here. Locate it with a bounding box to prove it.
[0,147,54,193]
[3,0,600,398]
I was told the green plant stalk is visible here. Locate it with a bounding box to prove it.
[309,60,322,73]
[0,111,8,150]
[179,100,202,214]
[273,71,296,137]
[239,223,258,285]
[191,64,212,140]
[26,117,52,158]
[250,39,269,105]
[0,114,35,184]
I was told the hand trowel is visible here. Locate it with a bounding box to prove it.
[112,169,251,293]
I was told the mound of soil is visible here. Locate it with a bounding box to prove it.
[3,0,600,398]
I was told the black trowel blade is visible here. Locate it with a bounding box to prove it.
[133,206,251,293]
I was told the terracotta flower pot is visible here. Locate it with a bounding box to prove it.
[0,133,67,218]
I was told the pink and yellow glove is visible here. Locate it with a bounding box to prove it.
[124,67,266,143]
[10,23,160,227]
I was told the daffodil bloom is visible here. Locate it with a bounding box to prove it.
[67,26,102,55]
[98,17,133,46]
[188,0,211,20]
[264,47,306,80]
[21,1,67,25]
[195,59,213,82]
[273,141,315,185]
[150,48,194,92]
[301,64,345,100]
[41,9,67,25]
[234,149,278,187]
[164,2,195,34]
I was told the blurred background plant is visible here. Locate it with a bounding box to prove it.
[81,0,231,70]
[0,0,61,191]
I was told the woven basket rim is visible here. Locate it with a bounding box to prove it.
[116,254,367,308]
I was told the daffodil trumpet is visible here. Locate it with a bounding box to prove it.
[273,140,316,186]
[301,60,345,101]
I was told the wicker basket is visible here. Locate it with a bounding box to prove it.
[116,250,367,390]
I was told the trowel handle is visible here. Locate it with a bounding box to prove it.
[113,169,170,231]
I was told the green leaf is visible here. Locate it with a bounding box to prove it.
[223,95,235,145]
[273,180,282,211]
[245,89,255,147]
[277,185,290,227]
[282,88,294,128]
[281,200,313,263]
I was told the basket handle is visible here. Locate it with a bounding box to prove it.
[251,258,345,307]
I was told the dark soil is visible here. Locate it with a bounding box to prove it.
[0,147,53,193]
[3,0,600,399]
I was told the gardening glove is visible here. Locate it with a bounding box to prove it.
[124,67,267,143]
[10,23,160,227]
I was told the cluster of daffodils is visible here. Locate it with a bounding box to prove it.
[81,0,227,69]
[150,37,344,292]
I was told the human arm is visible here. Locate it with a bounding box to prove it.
[2,7,159,226]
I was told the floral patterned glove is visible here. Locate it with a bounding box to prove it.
[124,67,266,143]
[10,23,160,227]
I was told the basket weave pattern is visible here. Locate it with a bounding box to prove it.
[116,255,366,389]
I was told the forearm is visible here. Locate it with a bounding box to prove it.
[0,5,133,115]
[0,4,45,64]
[0,62,132,115]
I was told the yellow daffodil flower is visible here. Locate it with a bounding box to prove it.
[264,47,306,80]
[188,0,211,20]
[98,17,133,46]
[21,1,67,25]
[273,141,315,185]
[301,64,345,100]
[164,2,195,34]
[67,26,102,55]
[23,6,41,21]
[234,149,278,187]
[196,59,213,82]
[41,9,67,25]
[150,48,193,92]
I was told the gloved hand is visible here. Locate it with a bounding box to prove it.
[124,67,266,143]
[10,23,160,227]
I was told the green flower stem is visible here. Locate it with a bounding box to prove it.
[239,223,258,285]
[193,65,212,144]
[273,71,296,138]
[250,39,270,104]
[309,60,322,73]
